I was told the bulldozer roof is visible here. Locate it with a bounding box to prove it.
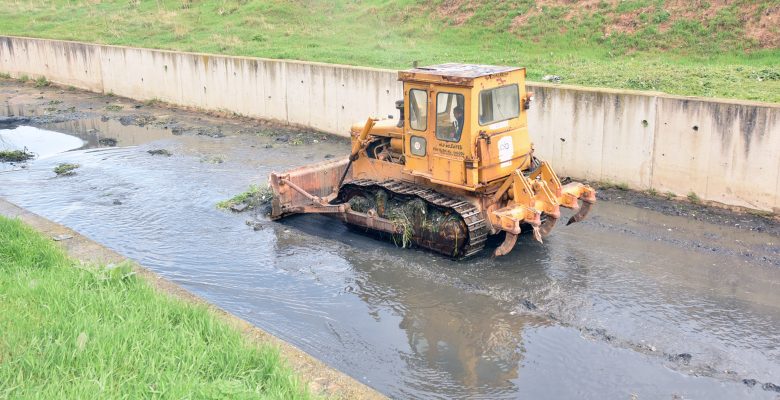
[397,63,523,87]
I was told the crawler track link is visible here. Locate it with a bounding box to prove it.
[338,179,487,258]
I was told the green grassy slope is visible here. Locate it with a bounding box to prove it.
[1,0,779,102]
[0,216,313,399]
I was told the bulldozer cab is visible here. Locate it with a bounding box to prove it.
[398,64,532,190]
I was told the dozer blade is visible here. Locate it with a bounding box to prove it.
[269,157,350,219]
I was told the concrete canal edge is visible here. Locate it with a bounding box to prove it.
[1,35,779,212]
[0,198,386,400]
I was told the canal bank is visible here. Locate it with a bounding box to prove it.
[0,198,385,400]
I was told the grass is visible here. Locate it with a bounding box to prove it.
[53,163,80,176]
[217,184,274,211]
[597,180,630,191]
[144,98,161,106]
[0,0,778,102]
[0,149,35,163]
[0,216,313,399]
[389,211,415,249]
[33,76,50,87]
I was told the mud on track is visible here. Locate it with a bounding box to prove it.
[1,79,779,399]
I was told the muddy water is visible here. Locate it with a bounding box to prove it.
[1,118,779,398]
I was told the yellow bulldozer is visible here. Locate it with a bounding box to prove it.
[269,63,596,258]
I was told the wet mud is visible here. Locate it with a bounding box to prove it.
[595,186,780,237]
[1,79,779,399]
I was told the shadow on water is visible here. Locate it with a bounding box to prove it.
[1,121,778,399]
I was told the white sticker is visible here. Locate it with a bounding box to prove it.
[489,120,509,130]
[498,136,513,168]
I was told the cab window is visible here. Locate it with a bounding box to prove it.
[435,92,465,142]
[409,89,427,131]
[478,84,519,125]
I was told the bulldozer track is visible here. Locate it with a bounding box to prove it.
[340,179,488,258]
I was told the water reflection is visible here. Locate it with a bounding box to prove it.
[0,125,84,158]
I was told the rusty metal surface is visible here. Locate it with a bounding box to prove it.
[339,179,488,258]
[398,64,524,87]
[493,232,518,257]
[269,157,349,219]
[402,63,521,78]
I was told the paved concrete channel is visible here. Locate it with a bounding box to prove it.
[2,81,779,399]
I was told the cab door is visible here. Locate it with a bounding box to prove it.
[403,84,432,177]
[430,88,469,185]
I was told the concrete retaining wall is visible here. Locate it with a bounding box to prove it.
[1,36,778,212]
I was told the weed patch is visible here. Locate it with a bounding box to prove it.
[54,163,80,176]
[34,76,50,87]
[217,184,274,212]
[200,154,225,164]
[598,180,630,191]
[0,149,35,162]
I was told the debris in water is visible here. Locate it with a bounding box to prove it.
[0,149,35,163]
[245,220,264,231]
[119,114,156,127]
[230,203,249,212]
[667,353,692,365]
[195,127,224,138]
[217,184,274,212]
[147,149,172,157]
[54,163,80,176]
[763,382,780,392]
[200,155,225,164]
[99,138,118,147]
